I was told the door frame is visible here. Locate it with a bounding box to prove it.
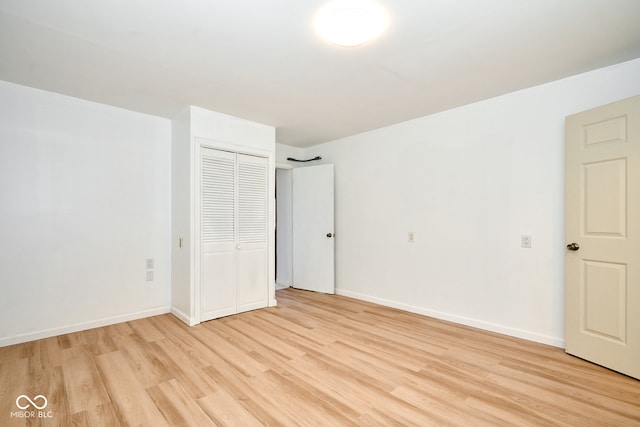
[193,137,276,324]
[275,163,294,290]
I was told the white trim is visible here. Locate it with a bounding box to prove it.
[196,137,273,159]
[170,306,197,326]
[275,282,292,291]
[193,141,202,325]
[268,154,277,308]
[275,168,294,287]
[335,289,565,348]
[0,306,171,347]
[276,161,294,170]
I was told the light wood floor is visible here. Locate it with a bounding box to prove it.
[1,288,639,426]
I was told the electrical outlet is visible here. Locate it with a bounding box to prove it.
[146,258,154,269]
[146,270,154,281]
[521,235,532,248]
[408,232,415,243]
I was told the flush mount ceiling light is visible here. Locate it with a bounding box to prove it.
[315,0,389,47]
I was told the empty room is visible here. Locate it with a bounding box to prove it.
[1,0,640,425]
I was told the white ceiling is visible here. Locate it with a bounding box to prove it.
[1,0,639,147]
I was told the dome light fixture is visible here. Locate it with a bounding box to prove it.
[315,0,389,47]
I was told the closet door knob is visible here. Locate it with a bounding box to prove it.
[566,243,580,251]
[326,233,333,238]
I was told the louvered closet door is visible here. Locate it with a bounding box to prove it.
[200,148,268,321]
[236,153,268,313]
[201,148,237,321]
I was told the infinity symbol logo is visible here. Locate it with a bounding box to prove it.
[16,395,48,410]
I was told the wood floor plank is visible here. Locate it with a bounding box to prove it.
[202,364,295,426]
[492,360,640,421]
[391,382,501,427]
[76,327,118,356]
[270,353,372,415]
[222,317,306,360]
[78,402,120,427]
[251,369,362,427]
[464,395,562,427]
[103,321,135,339]
[416,359,566,426]
[147,378,214,426]
[340,313,450,357]
[95,350,169,426]
[43,366,70,427]
[148,315,223,369]
[118,333,174,389]
[204,321,293,370]
[0,358,29,426]
[197,389,264,427]
[0,341,28,363]
[190,325,268,377]
[252,310,337,346]
[1,287,638,426]
[148,338,219,399]
[484,370,639,426]
[128,316,167,343]
[61,346,110,414]
[357,398,445,427]
[28,337,63,370]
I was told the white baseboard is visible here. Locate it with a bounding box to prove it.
[0,306,171,347]
[170,306,198,326]
[335,288,565,348]
[275,281,292,290]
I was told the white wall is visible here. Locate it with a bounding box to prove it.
[171,107,192,322]
[302,58,640,347]
[275,142,305,166]
[0,80,172,346]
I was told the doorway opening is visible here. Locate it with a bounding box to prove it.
[275,167,293,290]
[274,162,336,294]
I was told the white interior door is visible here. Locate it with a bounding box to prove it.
[236,153,268,313]
[565,95,640,380]
[201,148,236,321]
[293,164,335,294]
[200,148,269,321]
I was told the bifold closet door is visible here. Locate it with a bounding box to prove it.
[236,153,268,313]
[200,148,268,322]
[201,148,237,321]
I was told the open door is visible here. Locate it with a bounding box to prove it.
[292,164,335,294]
[565,95,640,379]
